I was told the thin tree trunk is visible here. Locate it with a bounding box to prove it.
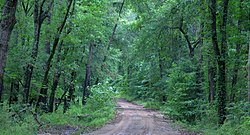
[48,41,63,112]
[68,71,76,102]
[48,0,76,112]
[248,35,250,104]
[127,65,132,87]
[102,0,125,70]
[37,0,73,111]
[23,0,42,103]
[0,0,18,102]
[9,81,19,106]
[45,14,51,54]
[107,0,125,50]
[23,0,53,104]
[55,88,68,111]
[82,43,94,105]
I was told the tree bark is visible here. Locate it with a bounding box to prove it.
[48,41,63,112]
[82,43,94,105]
[23,0,53,104]
[178,18,200,58]
[218,0,229,125]
[48,0,76,112]
[248,35,250,104]
[9,80,19,106]
[0,0,18,102]
[37,0,73,111]
[68,71,76,102]
[107,0,125,50]
[102,0,125,69]
[210,0,229,124]
[45,14,51,54]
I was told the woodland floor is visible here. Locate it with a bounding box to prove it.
[39,99,201,135]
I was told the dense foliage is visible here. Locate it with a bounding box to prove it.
[0,0,249,134]
[116,0,250,134]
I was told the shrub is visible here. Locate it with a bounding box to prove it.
[0,103,38,135]
[41,82,116,129]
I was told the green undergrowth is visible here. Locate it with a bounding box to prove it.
[41,83,117,133]
[167,102,250,135]
[0,83,117,135]
[0,103,39,135]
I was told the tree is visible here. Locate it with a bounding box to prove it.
[82,42,94,105]
[0,0,18,102]
[248,35,250,103]
[23,0,53,104]
[37,0,73,111]
[209,0,229,125]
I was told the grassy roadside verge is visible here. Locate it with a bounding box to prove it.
[0,83,117,135]
[40,83,117,134]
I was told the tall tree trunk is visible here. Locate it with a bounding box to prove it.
[68,71,76,102]
[23,0,41,104]
[102,0,125,70]
[210,0,219,105]
[82,43,94,105]
[218,0,229,125]
[48,41,63,112]
[248,35,250,104]
[48,0,76,112]
[107,0,125,50]
[9,80,19,106]
[37,0,73,111]
[23,0,52,104]
[210,0,229,124]
[0,0,18,102]
[45,14,51,54]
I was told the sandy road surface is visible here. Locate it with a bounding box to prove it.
[85,99,182,135]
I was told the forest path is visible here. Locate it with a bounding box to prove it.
[84,99,183,135]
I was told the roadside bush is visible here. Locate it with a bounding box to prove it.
[82,83,116,127]
[164,59,199,123]
[218,102,250,135]
[0,103,38,135]
[41,82,116,128]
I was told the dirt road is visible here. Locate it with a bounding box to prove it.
[85,99,183,135]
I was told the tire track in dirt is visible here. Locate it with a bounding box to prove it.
[85,99,182,135]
